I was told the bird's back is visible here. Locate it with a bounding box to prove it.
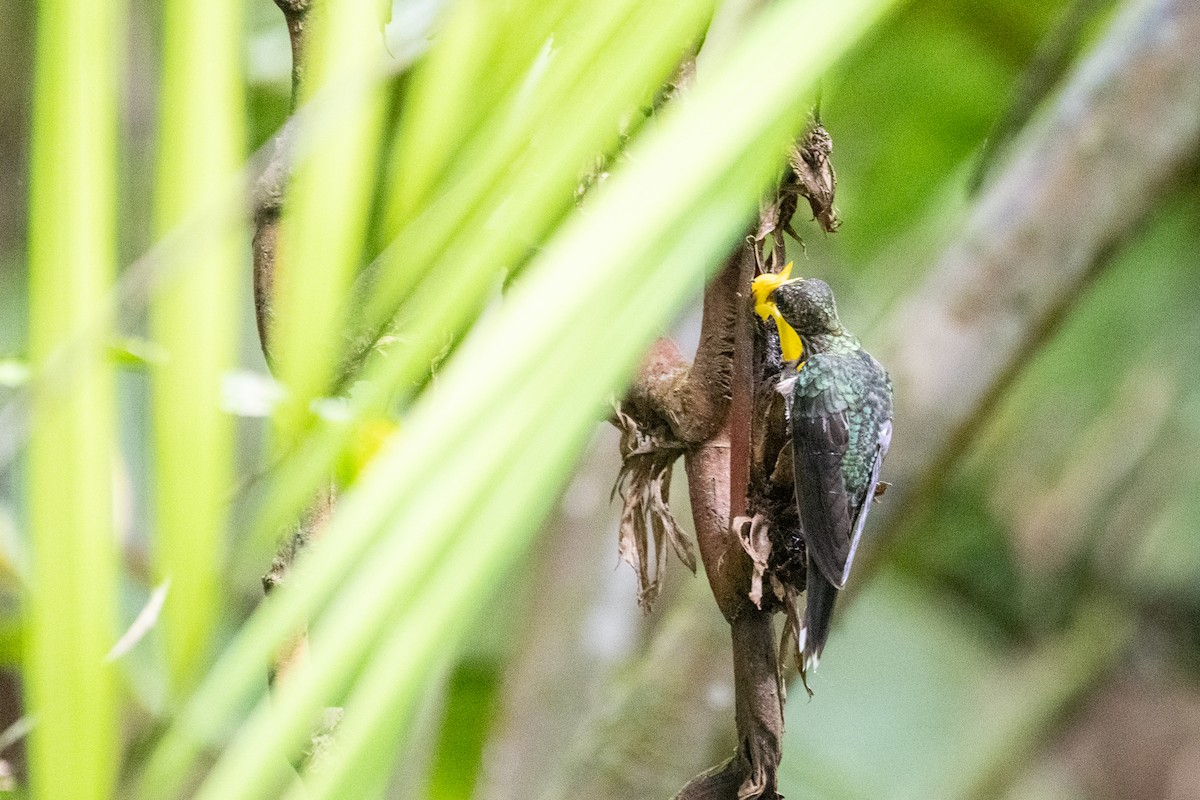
[792,347,891,507]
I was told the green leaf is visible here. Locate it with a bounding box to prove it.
[150,0,246,696]
[24,0,123,796]
[270,0,390,440]
[108,337,168,369]
[424,659,501,800]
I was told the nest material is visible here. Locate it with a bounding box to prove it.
[612,407,696,610]
[732,512,810,697]
[754,122,840,272]
[787,123,839,234]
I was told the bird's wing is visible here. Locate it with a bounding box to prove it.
[788,356,856,590]
[840,419,891,586]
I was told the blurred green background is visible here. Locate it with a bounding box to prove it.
[2,0,1199,798]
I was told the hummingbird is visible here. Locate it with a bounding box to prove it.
[750,263,893,673]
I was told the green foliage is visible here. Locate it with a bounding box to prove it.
[13,0,1200,796]
[271,0,389,439]
[151,0,246,696]
[16,0,899,797]
[424,659,500,800]
[819,0,1071,266]
[25,0,122,797]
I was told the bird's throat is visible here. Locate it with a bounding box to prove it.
[775,316,804,363]
[751,263,805,364]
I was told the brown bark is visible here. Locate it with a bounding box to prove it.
[619,226,787,799]
[623,256,741,449]
[677,247,784,799]
[254,0,315,679]
[251,156,284,362]
[261,480,334,685]
[684,249,754,624]
[252,0,314,362]
[276,0,314,99]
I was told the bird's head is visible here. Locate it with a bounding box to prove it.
[752,264,842,363]
[770,277,842,337]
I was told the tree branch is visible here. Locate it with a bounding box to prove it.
[616,105,844,796]
[617,237,785,799]
[252,0,315,363]
[680,246,783,800]
[252,0,343,764]
[683,248,752,621]
[275,0,315,100]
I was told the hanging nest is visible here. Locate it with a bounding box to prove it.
[754,121,840,270]
[787,121,839,234]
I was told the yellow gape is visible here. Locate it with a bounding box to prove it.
[751,262,804,364]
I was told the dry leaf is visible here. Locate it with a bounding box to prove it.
[612,407,693,610]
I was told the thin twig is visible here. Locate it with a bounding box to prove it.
[252,0,346,767]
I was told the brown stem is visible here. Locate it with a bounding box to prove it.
[251,164,284,362]
[624,255,741,448]
[685,248,754,622]
[727,245,784,800]
[261,481,334,683]
[276,0,314,106]
[256,0,315,638]
[684,431,738,619]
[726,248,754,529]
[729,612,783,799]
[253,0,315,363]
[619,237,783,799]
[252,0,343,765]
[621,116,840,794]
[678,229,783,800]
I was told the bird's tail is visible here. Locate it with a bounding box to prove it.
[801,554,840,673]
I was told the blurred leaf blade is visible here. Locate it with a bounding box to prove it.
[383,0,651,228]
[150,0,246,694]
[248,0,719,554]
[24,0,124,796]
[270,0,390,438]
[424,659,501,800]
[368,0,705,329]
